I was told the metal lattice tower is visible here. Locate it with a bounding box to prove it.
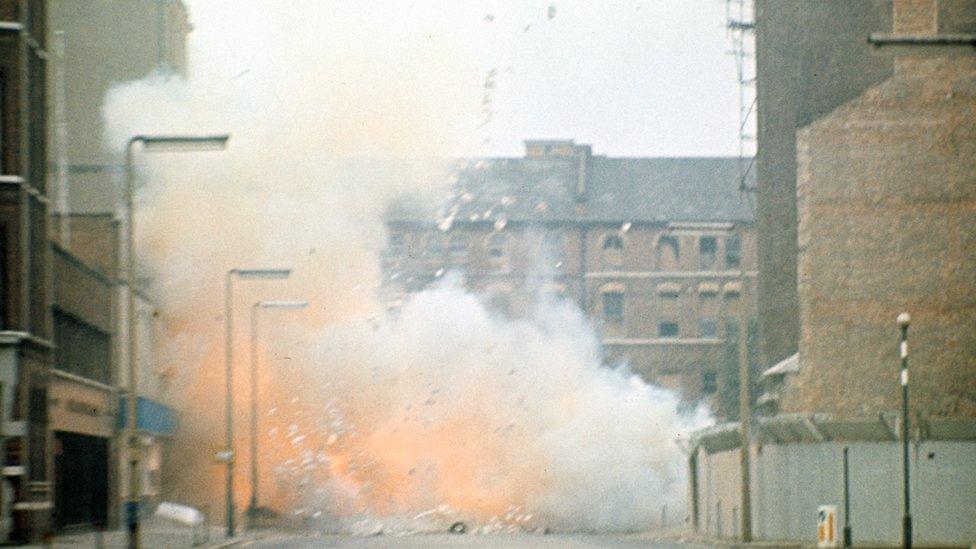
[725,0,756,201]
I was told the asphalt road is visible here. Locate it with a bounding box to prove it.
[239,532,719,548]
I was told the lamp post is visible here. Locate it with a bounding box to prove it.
[224,269,292,538]
[897,312,912,549]
[247,300,308,526]
[736,228,752,543]
[124,134,229,549]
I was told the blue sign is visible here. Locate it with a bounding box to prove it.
[118,396,177,436]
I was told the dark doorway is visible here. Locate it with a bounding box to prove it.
[54,431,108,530]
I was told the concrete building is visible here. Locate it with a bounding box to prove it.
[49,217,176,532]
[0,0,53,542]
[692,1,976,545]
[48,0,190,214]
[384,141,756,411]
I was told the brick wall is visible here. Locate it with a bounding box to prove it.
[788,52,976,418]
[753,0,893,370]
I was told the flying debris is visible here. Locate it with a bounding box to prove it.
[547,5,558,20]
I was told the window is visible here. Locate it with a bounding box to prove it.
[488,233,507,258]
[602,292,624,323]
[700,318,718,338]
[426,233,445,258]
[699,236,717,269]
[726,234,741,268]
[657,235,680,270]
[487,232,509,271]
[449,233,469,261]
[542,232,565,267]
[603,234,624,250]
[54,309,111,384]
[386,233,405,258]
[602,233,624,268]
[658,322,679,338]
[702,372,717,394]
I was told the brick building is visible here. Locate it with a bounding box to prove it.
[753,0,893,372]
[0,0,52,541]
[691,2,976,544]
[384,141,756,410]
[785,0,976,419]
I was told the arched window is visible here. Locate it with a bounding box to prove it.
[602,233,624,268]
[603,234,624,250]
[657,235,680,270]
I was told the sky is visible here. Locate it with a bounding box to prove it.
[184,0,753,158]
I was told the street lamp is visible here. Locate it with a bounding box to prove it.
[897,312,912,549]
[224,268,292,538]
[247,300,309,526]
[124,134,229,549]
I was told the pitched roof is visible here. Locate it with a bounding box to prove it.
[389,155,755,226]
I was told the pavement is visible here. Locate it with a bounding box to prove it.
[28,519,243,548]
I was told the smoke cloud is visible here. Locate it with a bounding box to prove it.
[103,0,708,533]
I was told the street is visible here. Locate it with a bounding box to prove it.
[240,532,721,549]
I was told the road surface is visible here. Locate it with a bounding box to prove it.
[239,532,720,548]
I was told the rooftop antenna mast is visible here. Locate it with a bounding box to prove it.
[726,0,756,200]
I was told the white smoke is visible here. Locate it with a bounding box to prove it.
[103,0,709,533]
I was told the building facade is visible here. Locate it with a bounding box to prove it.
[753,0,893,371]
[44,1,189,532]
[0,0,52,542]
[384,141,756,411]
[48,0,190,214]
[692,1,976,545]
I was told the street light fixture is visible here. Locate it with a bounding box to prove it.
[224,268,292,539]
[247,300,309,526]
[897,312,912,549]
[123,133,229,549]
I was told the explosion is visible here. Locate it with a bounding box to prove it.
[103,0,709,534]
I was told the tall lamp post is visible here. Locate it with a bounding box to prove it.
[247,300,308,526]
[124,134,229,549]
[897,312,912,549]
[224,269,292,538]
[736,227,752,543]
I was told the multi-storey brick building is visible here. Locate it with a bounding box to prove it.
[753,0,893,372]
[384,140,756,410]
[691,2,976,544]
[0,0,52,541]
[786,0,976,420]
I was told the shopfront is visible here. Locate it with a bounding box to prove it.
[49,374,115,530]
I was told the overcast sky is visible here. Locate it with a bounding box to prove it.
[185,1,752,158]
